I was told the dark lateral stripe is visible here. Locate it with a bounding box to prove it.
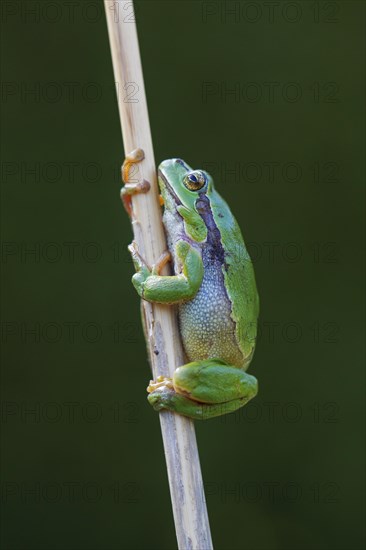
[195,193,226,265]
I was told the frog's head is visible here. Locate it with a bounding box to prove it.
[158,158,214,242]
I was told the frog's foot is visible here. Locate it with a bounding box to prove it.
[121,180,150,217]
[121,148,150,216]
[147,376,174,393]
[122,148,145,183]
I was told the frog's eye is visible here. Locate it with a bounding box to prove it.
[183,171,207,191]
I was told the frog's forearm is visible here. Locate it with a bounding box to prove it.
[131,240,204,304]
[135,273,199,303]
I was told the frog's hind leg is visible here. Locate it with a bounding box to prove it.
[148,387,254,420]
[147,360,258,420]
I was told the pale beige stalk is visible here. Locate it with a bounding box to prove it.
[103,2,213,548]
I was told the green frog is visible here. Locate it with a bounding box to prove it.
[122,152,259,420]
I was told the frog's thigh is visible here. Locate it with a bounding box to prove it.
[173,360,258,404]
[142,241,203,304]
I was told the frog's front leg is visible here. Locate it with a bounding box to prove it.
[128,240,204,304]
[147,361,258,420]
[121,148,150,216]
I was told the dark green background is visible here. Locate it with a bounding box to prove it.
[1,1,365,549]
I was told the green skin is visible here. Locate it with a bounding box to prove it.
[129,159,259,420]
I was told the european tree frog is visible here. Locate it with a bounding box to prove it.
[122,152,259,420]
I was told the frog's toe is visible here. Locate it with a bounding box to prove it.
[147,391,161,411]
[147,386,174,411]
[147,377,173,393]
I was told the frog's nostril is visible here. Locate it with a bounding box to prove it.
[175,159,190,170]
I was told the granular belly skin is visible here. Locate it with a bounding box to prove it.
[178,251,244,368]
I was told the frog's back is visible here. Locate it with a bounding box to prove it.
[179,190,259,369]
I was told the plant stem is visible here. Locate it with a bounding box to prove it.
[103,2,213,548]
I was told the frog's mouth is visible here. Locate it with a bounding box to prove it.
[158,168,182,207]
[158,158,191,207]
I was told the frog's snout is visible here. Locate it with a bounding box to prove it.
[159,158,190,172]
[174,158,189,170]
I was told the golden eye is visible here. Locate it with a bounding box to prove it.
[183,171,207,191]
